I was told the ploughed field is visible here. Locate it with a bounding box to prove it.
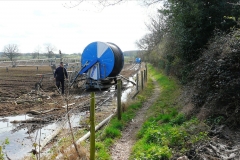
[0,63,137,117]
[0,66,54,97]
[0,66,56,116]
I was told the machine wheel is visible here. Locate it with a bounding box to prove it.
[35,82,42,91]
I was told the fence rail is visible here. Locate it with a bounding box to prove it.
[0,58,80,68]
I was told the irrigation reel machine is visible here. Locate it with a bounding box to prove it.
[70,41,124,90]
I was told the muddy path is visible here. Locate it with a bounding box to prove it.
[110,78,160,160]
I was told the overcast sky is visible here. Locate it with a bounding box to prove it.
[0,1,160,54]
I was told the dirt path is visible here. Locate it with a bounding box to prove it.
[110,78,160,160]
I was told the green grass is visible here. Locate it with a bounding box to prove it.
[95,142,111,160]
[130,64,209,159]
[0,138,10,160]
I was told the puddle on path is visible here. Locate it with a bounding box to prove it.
[121,76,137,102]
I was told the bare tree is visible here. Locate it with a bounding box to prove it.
[3,44,20,61]
[33,45,41,59]
[63,0,123,9]
[136,13,167,51]
[31,52,38,59]
[63,0,162,9]
[44,43,56,58]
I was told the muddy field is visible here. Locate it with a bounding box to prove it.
[0,63,138,117]
[0,66,56,116]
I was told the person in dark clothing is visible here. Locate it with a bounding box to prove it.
[54,62,68,94]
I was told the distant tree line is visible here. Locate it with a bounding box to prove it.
[123,50,139,57]
[1,43,81,61]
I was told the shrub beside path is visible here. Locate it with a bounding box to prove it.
[110,78,160,160]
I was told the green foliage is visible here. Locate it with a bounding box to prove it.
[0,138,10,160]
[104,127,121,139]
[161,114,171,123]
[145,128,166,144]
[109,119,123,130]
[0,146,3,160]
[138,0,240,83]
[103,138,113,148]
[128,102,142,110]
[170,114,186,126]
[132,145,172,160]
[95,142,111,160]
[133,115,208,159]
[136,95,146,102]
[206,115,226,126]
[137,120,158,139]
[3,139,9,146]
[144,124,188,147]
[165,0,239,62]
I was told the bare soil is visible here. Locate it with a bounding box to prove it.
[0,66,57,116]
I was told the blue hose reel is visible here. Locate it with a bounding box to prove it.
[79,41,124,80]
[77,41,124,89]
[135,57,141,64]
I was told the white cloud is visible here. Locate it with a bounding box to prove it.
[0,1,160,54]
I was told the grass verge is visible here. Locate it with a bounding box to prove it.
[130,64,209,159]
[94,69,155,159]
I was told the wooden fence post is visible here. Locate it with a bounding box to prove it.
[90,92,95,160]
[141,71,144,90]
[146,64,148,82]
[136,73,139,91]
[117,79,122,120]
[143,70,146,83]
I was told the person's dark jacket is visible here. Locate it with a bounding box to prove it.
[54,66,68,81]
